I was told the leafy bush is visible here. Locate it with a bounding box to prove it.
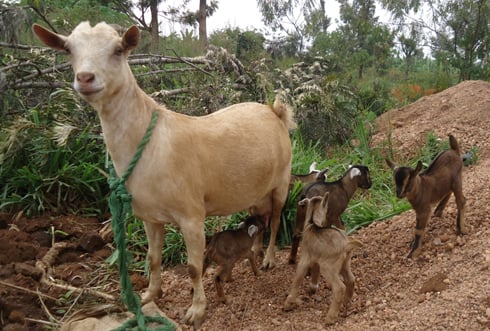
[0,91,108,217]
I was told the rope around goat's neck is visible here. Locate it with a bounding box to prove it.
[107,110,173,331]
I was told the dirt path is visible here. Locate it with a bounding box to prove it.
[1,80,489,330]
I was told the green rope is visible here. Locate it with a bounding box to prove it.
[107,110,174,331]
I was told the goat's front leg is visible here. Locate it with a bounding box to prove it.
[141,221,165,303]
[284,257,310,311]
[247,251,260,276]
[288,205,306,265]
[180,218,207,329]
[408,210,430,258]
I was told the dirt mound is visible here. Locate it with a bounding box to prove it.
[1,80,489,330]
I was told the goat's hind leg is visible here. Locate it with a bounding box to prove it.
[433,192,451,217]
[453,185,468,235]
[263,188,288,269]
[324,272,346,325]
[308,263,320,294]
[214,266,230,304]
[340,257,356,315]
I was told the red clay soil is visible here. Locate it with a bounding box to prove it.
[1,80,489,330]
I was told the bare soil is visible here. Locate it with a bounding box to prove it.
[1,80,489,331]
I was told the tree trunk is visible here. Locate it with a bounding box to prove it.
[198,0,208,48]
[150,0,159,53]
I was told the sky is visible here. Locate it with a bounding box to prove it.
[160,0,342,35]
[206,0,341,33]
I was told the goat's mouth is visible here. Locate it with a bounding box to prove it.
[77,87,104,96]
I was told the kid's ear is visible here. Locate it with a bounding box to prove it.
[248,225,258,237]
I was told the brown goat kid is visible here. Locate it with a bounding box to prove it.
[203,216,263,304]
[288,165,372,264]
[32,22,296,327]
[289,162,328,190]
[284,192,363,325]
[386,134,467,258]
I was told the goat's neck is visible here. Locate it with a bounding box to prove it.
[406,175,423,205]
[94,76,162,177]
[340,175,358,199]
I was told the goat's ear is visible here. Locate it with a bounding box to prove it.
[350,167,361,179]
[248,225,259,237]
[414,161,423,174]
[122,25,140,51]
[321,192,330,207]
[298,198,309,206]
[32,24,68,52]
[385,158,397,171]
[309,162,319,173]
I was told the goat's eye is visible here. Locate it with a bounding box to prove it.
[114,47,123,56]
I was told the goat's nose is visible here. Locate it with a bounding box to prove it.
[76,72,95,84]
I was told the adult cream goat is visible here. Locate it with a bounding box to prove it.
[32,22,296,328]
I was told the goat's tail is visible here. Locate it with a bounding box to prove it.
[272,95,297,130]
[449,134,460,154]
[346,239,363,253]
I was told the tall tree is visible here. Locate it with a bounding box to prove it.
[398,23,424,80]
[431,0,489,80]
[337,0,393,78]
[257,0,332,56]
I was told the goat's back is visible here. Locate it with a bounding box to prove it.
[300,181,350,220]
[129,100,293,219]
[206,230,255,261]
[301,226,350,260]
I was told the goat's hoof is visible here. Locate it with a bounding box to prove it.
[217,296,229,304]
[141,288,162,304]
[261,259,276,270]
[283,297,301,311]
[183,304,206,330]
[307,285,318,295]
[325,316,338,325]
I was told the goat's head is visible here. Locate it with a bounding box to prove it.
[298,192,330,228]
[386,159,423,198]
[238,215,264,238]
[32,22,140,105]
[348,165,372,189]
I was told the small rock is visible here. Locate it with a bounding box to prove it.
[419,272,449,293]
[78,231,106,252]
[14,262,43,281]
[433,237,442,246]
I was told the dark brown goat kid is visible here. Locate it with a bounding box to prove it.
[386,134,467,258]
[288,165,372,264]
[203,215,264,303]
[289,162,329,190]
